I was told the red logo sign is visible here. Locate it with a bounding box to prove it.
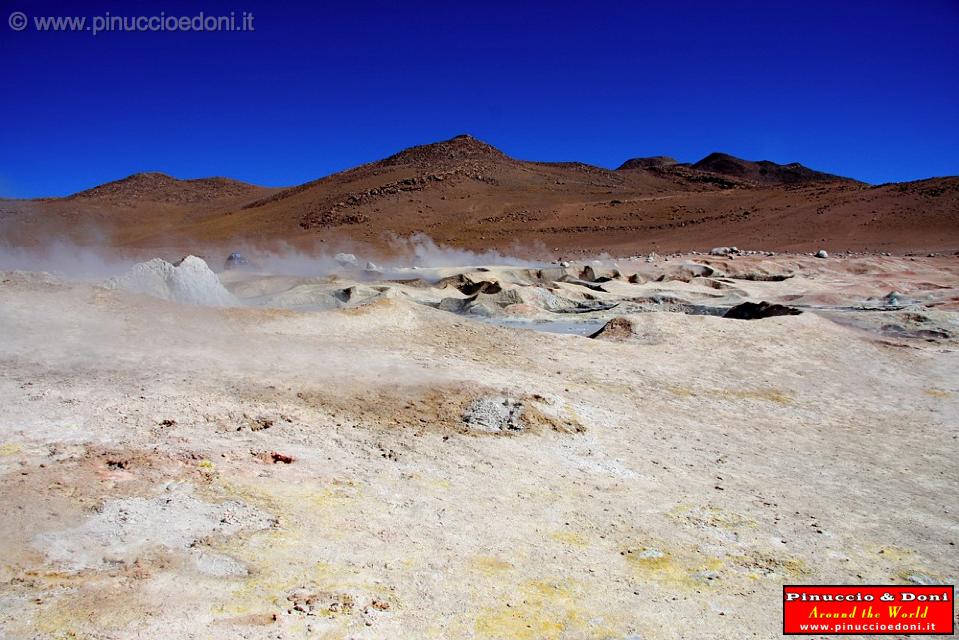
[784,585,955,635]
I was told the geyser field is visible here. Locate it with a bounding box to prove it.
[0,248,956,639]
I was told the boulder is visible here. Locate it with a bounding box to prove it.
[589,317,635,340]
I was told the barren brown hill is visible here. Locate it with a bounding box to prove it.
[0,173,279,247]
[690,152,852,185]
[68,172,268,205]
[1,135,956,255]
[617,156,679,170]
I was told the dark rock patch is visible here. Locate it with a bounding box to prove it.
[457,280,502,296]
[723,301,802,320]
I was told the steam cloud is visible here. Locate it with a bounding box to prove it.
[0,233,551,285]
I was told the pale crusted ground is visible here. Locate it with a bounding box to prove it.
[0,255,956,639]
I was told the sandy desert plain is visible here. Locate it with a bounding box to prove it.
[0,135,957,639]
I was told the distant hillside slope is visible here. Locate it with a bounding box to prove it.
[68,172,270,205]
[691,152,854,185]
[1,136,955,255]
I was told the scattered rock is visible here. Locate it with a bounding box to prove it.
[463,396,525,433]
[815,249,828,258]
[732,271,793,282]
[287,587,355,616]
[709,247,739,256]
[270,451,294,464]
[238,415,274,432]
[252,450,295,464]
[368,599,391,611]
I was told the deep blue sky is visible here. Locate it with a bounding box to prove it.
[1,0,957,197]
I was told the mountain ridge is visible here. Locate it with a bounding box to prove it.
[54,136,865,199]
[1,134,955,255]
